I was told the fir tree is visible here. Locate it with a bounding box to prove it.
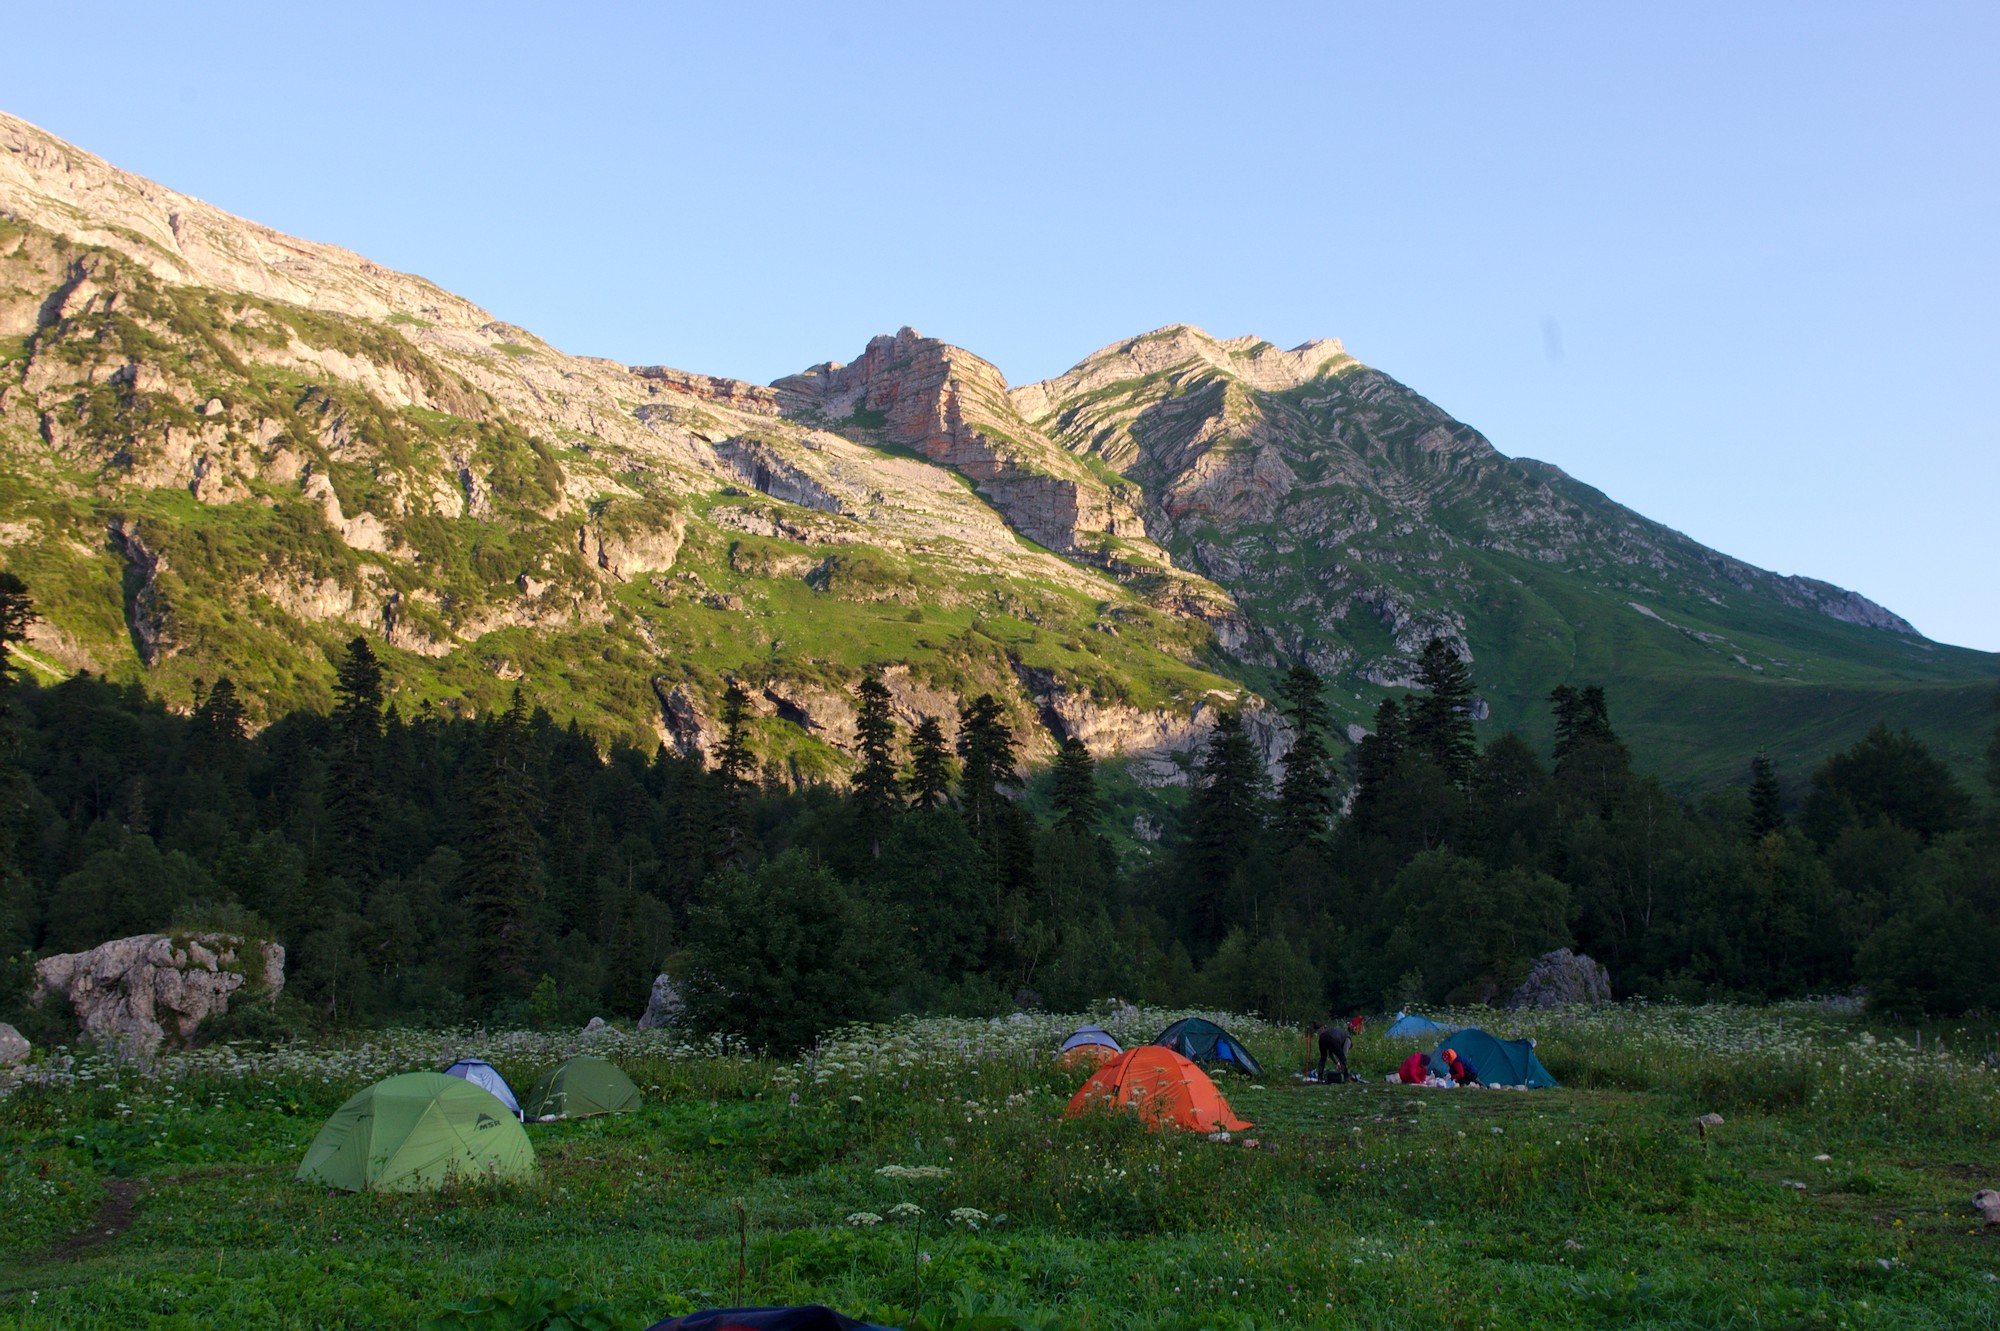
[1550,683,1618,766]
[906,716,952,810]
[955,694,1018,840]
[462,688,545,1000]
[1274,661,1334,850]
[1748,753,1784,838]
[715,682,757,790]
[852,676,901,854]
[0,572,33,689]
[1407,637,1476,785]
[326,636,385,883]
[1348,697,1406,834]
[1184,709,1267,947]
[1051,737,1100,837]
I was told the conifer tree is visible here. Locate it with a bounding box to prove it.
[462,688,545,1000]
[715,682,757,790]
[1748,753,1784,838]
[852,676,901,854]
[326,636,385,883]
[1550,683,1618,766]
[906,716,952,810]
[0,572,32,689]
[1051,737,1100,836]
[1348,697,1406,833]
[1407,637,1477,785]
[955,694,1018,839]
[1274,661,1334,850]
[1184,709,1267,947]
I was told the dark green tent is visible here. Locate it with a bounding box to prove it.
[523,1055,644,1119]
[1153,1017,1264,1079]
[297,1072,535,1192]
[1433,1028,1558,1089]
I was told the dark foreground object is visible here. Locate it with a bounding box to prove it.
[648,1307,900,1331]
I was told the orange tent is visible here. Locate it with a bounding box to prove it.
[1064,1046,1252,1132]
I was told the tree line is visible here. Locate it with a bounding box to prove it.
[0,572,1994,1050]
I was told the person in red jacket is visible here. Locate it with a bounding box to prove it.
[1396,1050,1433,1084]
[1441,1048,1483,1086]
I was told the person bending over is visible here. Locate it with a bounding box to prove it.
[1314,1022,1353,1083]
[1396,1050,1433,1085]
[1441,1048,1482,1087]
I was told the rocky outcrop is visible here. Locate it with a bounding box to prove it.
[106,518,174,665]
[0,1022,28,1067]
[32,933,286,1057]
[637,973,684,1031]
[1507,949,1612,1009]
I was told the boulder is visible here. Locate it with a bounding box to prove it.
[32,932,285,1057]
[583,1016,607,1032]
[1507,948,1612,1009]
[637,973,684,1031]
[0,1021,28,1066]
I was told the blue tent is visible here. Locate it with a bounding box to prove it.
[1059,1025,1122,1055]
[1154,1017,1264,1079]
[1432,1028,1558,1089]
[1385,1011,1459,1040]
[442,1058,524,1119]
[646,1308,899,1331]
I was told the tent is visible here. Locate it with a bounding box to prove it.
[522,1055,644,1120]
[297,1071,535,1192]
[645,1308,899,1331]
[1153,1017,1264,1079]
[1385,1011,1460,1041]
[1065,1046,1252,1132]
[1433,1028,1559,1089]
[442,1058,523,1119]
[1057,1025,1123,1069]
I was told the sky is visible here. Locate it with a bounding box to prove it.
[8,2,1998,650]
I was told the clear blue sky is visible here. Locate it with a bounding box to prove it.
[10,2,1997,649]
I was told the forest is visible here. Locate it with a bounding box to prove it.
[1,570,1995,1052]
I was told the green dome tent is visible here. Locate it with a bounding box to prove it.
[1153,1017,1264,1079]
[297,1072,535,1192]
[523,1055,644,1120]
[1433,1028,1559,1089]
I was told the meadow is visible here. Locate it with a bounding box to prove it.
[2,1003,1997,1329]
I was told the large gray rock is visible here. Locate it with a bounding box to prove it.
[0,1021,28,1066]
[637,973,684,1031]
[32,933,285,1057]
[1508,948,1612,1009]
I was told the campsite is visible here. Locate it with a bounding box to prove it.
[3,1003,1997,1328]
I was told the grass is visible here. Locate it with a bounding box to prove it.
[2,1004,1996,1328]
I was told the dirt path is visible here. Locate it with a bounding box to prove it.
[44,1177,141,1263]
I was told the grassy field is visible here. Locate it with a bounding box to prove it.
[2,1005,1997,1329]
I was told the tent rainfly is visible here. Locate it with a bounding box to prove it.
[442,1058,523,1119]
[1385,1011,1460,1040]
[1153,1017,1264,1079]
[1433,1028,1559,1089]
[1065,1046,1252,1133]
[297,1072,535,1192]
[1057,1025,1123,1069]
[644,1307,901,1331]
[522,1055,644,1120]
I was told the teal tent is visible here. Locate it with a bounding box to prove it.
[1153,1017,1264,1079]
[1433,1028,1558,1089]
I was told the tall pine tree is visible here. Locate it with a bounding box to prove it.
[1748,753,1784,838]
[462,688,546,1001]
[326,636,385,885]
[1274,661,1334,850]
[955,694,1018,840]
[1184,709,1267,948]
[1051,737,1100,836]
[906,716,952,810]
[852,676,901,855]
[1407,637,1476,786]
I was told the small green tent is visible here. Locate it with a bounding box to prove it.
[297,1072,535,1192]
[1153,1017,1265,1079]
[523,1055,644,1120]
[1433,1028,1559,1089]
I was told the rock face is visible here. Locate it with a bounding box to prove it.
[32,933,286,1057]
[1507,949,1613,1008]
[0,1021,28,1067]
[638,973,684,1031]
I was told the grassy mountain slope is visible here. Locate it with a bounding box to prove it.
[1,110,1990,794]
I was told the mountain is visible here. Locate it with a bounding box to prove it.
[1,110,1991,793]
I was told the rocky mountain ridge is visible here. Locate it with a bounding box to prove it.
[0,109,1990,793]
